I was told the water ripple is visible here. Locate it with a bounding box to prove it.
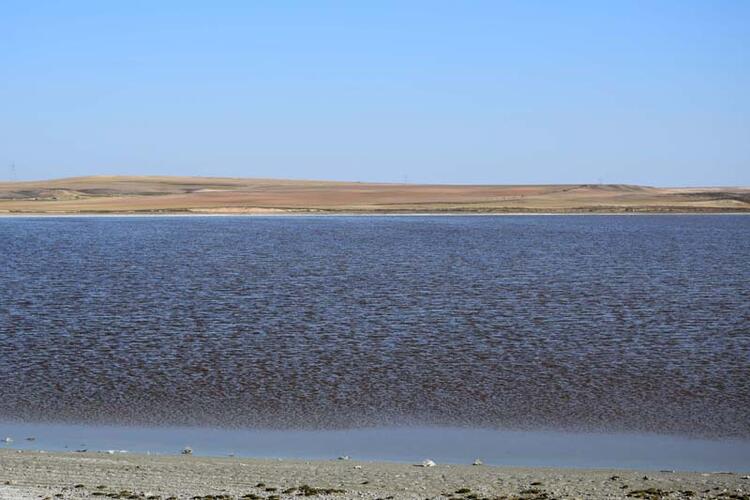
[0,215,748,437]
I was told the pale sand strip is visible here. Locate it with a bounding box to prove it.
[0,450,748,499]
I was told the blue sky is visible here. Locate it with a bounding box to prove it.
[1,1,748,185]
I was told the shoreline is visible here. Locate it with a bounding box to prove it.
[1,449,748,500]
[2,423,749,472]
[1,211,750,218]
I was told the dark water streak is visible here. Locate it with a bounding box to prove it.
[1,216,749,437]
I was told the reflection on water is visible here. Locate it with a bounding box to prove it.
[0,216,749,438]
[1,422,749,471]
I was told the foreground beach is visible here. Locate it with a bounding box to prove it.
[1,450,748,500]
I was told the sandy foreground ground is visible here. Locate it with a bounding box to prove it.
[0,450,748,500]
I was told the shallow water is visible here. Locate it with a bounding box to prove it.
[2,422,749,471]
[1,215,749,439]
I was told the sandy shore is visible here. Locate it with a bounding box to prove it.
[1,450,748,500]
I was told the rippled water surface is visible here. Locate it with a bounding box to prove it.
[1,216,748,437]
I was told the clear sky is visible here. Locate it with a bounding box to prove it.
[1,1,748,186]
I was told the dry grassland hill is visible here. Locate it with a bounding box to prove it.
[0,176,748,214]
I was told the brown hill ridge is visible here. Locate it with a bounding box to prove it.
[0,175,748,214]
